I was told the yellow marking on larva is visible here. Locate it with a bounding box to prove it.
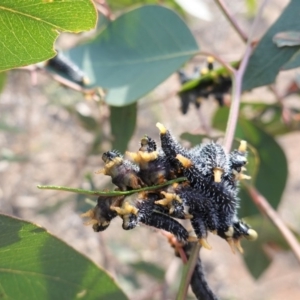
[246,229,258,241]
[176,154,192,168]
[213,167,223,183]
[199,238,212,250]
[156,122,167,134]
[238,140,247,152]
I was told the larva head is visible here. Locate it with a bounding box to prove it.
[102,150,121,163]
[139,135,157,152]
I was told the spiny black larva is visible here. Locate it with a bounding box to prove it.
[96,150,144,191]
[126,135,174,186]
[82,123,257,254]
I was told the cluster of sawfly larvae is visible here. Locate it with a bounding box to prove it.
[82,123,258,253]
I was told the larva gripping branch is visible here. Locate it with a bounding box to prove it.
[96,150,144,191]
[112,192,192,243]
[155,122,256,253]
[126,135,174,186]
[83,123,257,254]
[81,195,124,232]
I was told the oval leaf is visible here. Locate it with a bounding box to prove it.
[0,214,127,300]
[0,0,97,71]
[213,107,288,217]
[282,48,300,70]
[110,103,137,153]
[68,5,199,106]
[243,215,291,278]
[243,0,300,90]
[0,72,6,92]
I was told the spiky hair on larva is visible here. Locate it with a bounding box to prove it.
[126,135,177,186]
[84,123,257,255]
[112,193,192,243]
[97,150,144,191]
[195,142,230,183]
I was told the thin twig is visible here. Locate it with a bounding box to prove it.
[223,45,252,151]
[19,65,100,99]
[246,186,300,263]
[176,243,201,300]
[93,0,115,20]
[214,0,248,42]
[223,0,269,152]
[176,2,269,299]
[37,177,187,197]
[199,51,236,74]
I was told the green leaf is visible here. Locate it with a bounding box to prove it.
[243,0,300,90]
[129,261,165,281]
[109,0,184,15]
[68,5,198,106]
[213,107,288,216]
[243,215,290,278]
[0,72,6,92]
[0,0,97,71]
[110,103,137,153]
[240,102,294,135]
[0,214,127,300]
[180,133,207,145]
[282,48,300,70]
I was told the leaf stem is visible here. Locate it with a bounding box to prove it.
[246,185,300,263]
[199,51,236,74]
[223,0,269,151]
[37,177,187,197]
[214,0,248,42]
[177,2,269,299]
[176,243,201,300]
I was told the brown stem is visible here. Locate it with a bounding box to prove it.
[247,186,300,263]
[93,0,115,20]
[214,0,248,42]
[176,243,201,300]
[199,51,236,74]
[223,0,269,151]
[223,45,252,152]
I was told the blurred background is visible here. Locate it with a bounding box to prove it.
[1,0,300,299]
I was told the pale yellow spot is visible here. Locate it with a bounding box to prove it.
[213,167,223,182]
[156,122,167,134]
[207,56,214,63]
[176,154,192,168]
[199,238,212,250]
[246,229,258,241]
[238,140,247,152]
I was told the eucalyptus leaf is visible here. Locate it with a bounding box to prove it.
[0,72,6,92]
[282,48,300,70]
[240,102,293,135]
[110,103,137,153]
[243,215,291,278]
[68,5,199,106]
[243,0,300,90]
[0,0,97,71]
[0,214,127,300]
[130,261,165,281]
